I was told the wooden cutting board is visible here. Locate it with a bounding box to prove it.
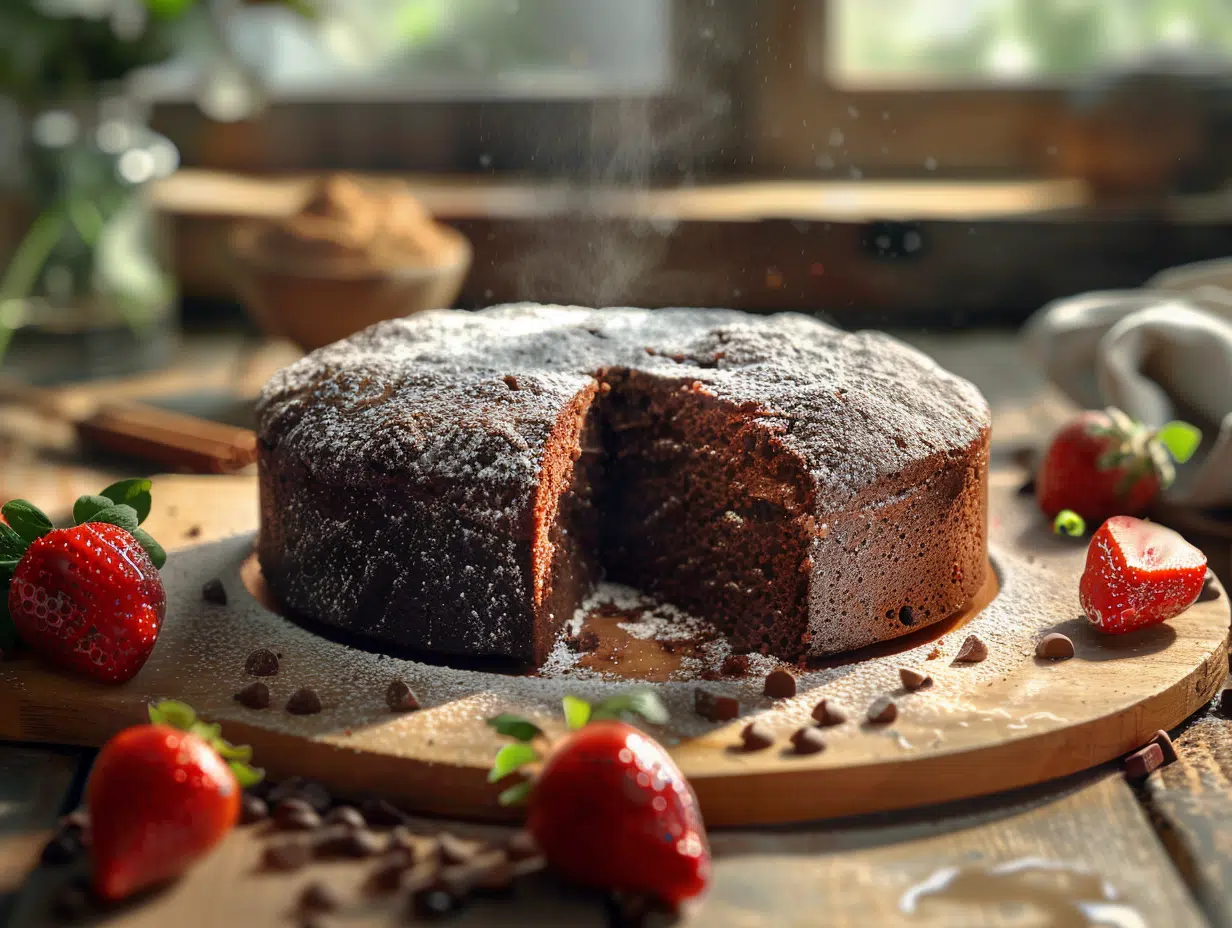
[0,472,1225,827]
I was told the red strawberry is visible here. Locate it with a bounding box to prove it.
[488,694,709,907]
[89,701,261,901]
[1036,409,1200,525]
[0,481,167,683]
[1079,516,1207,634]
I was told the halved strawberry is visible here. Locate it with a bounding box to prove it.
[1079,516,1207,634]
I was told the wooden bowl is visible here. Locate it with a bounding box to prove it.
[227,221,472,352]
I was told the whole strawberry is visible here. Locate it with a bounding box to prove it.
[487,693,709,908]
[1080,516,1207,634]
[89,701,262,901]
[1036,409,1200,525]
[0,480,167,683]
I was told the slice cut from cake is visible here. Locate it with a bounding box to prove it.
[256,305,990,665]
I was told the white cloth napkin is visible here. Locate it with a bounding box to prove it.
[1022,260,1232,509]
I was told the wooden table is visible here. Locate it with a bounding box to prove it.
[1,332,1230,927]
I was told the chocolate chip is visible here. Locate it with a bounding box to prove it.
[740,721,775,751]
[240,794,269,825]
[469,856,516,895]
[867,695,898,724]
[40,830,84,866]
[566,629,601,652]
[952,634,988,664]
[763,667,797,699]
[721,653,750,676]
[274,798,321,831]
[202,578,228,605]
[385,679,420,713]
[504,830,539,862]
[436,832,478,866]
[269,777,332,812]
[300,881,341,913]
[789,727,826,755]
[365,854,413,895]
[1036,633,1075,660]
[185,524,202,538]
[286,687,323,715]
[263,839,312,871]
[360,798,408,827]
[899,668,932,691]
[694,688,739,722]
[1124,742,1165,779]
[1149,730,1178,766]
[245,647,279,676]
[811,698,848,726]
[324,805,366,828]
[341,829,383,859]
[1017,477,1036,496]
[234,681,270,709]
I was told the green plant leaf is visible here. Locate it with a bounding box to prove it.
[591,690,669,725]
[1157,421,1202,465]
[149,700,197,729]
[131,528,166,570]
[488,742,539,783]
[2,500,52,544]
[497,780,534,807]
[142,0,195,18]
[99,479,153,523]
[85,504,140,534]
[562,695,591,730]
[1053,510,1087,538]
[0,523,27,561]
[486,714,543,742]
[72,495,114,525]
[229,761,265,789]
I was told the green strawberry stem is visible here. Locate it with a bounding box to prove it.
[1053,510,1087,537]
[1090,408,1202,495]
[148,700,264,788]
[485,689,669,806]
[0,479,166,653]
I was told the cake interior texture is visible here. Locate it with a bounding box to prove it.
[256,306,990,667]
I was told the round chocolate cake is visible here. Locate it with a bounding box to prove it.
[256,305,990,666]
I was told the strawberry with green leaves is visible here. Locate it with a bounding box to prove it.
[487,691,710,908]
[0,479,167,683]
[89,701,262,901]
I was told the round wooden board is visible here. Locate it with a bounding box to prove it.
[0,473,1225,827]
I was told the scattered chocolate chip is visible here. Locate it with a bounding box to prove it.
[952,634,988,664]
[240,794,269,825]
[385,679,420,713]
[1036,633,1075,660]
[1148,730,1178,766]
[867,696,898,724]
[360,798,407,827]
[341,829,383,859]
[504,831,539,862]
[720,653,750,676]
[739,721,775,752]
[566,629,601,652]
[789,727,826,755]
[185,524,202,538]
[926,646,942,660]
[469,855,516,895]
[899,668,933,691]
[40,830,84,866]
[365,853,414,895]
[1124,742,1165,779]
[234,681,270,710]
[811,698,848,726]
[436,832,478,866]
[324,805,366,828]
[274,798,321,831]
[244,647,280,676]
[286,687,323,715]
[202,578,228,605]
[1017,477,1037,496]
[300,881,341,913]
[694,688,740,723]
[51,883,92,920]
[268,777,332,813]
[263,839,312,871]
[763,667,797,699]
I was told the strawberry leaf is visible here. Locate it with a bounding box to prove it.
[2,500,52,544]
[0,524,27,561]
[72,495,114,525]
[562,695,591,730]
[149,699,197,729]
[488,742,539,783]
[590,690,669,725]
[131,528,166,570]
[86,504,140,534]
[497,780,534,807]
[1157,421,1202,465]
[229,761,265,789]
[1053,510,1087,537]
[486,714,543,742]
[100,479,153,524]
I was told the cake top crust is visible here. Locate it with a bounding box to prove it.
[257,305,990,529]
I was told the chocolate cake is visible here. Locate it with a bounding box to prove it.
[256,305,990,666]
